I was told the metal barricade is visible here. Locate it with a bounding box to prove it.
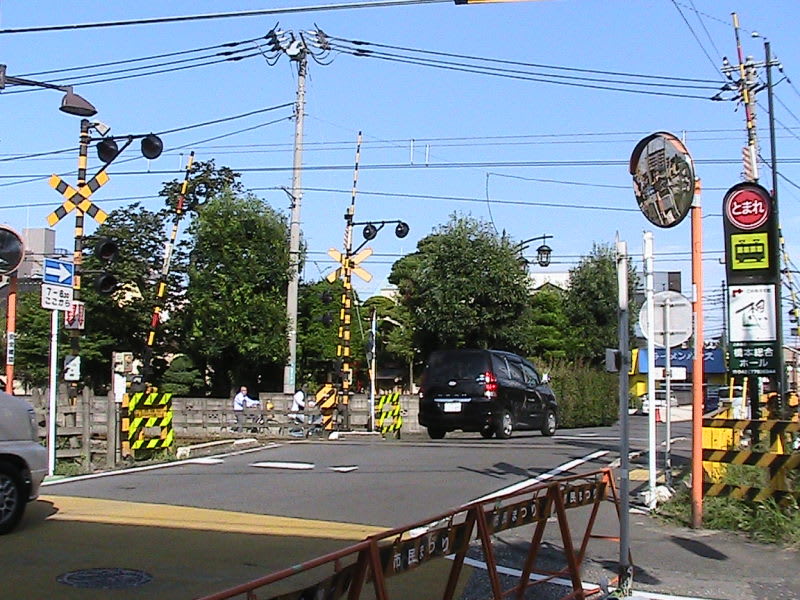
[195,468,623,600]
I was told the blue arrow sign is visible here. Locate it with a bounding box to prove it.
[43,258,74,287]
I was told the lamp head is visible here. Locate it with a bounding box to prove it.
[141,134,163,160]
[394,221,409,239]
[59,87,97,117]
[96,138,120,163]
[362,223,378,241]
[536,243,552,268]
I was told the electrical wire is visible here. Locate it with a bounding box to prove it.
[323,33,725,84]
[669,0,722,76]
[15,36,265,79]
[0,1,451,35]
[326,39,722,100]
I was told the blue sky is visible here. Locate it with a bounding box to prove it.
[2,1,800,341]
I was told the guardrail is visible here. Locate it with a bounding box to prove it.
[195,468,622,600]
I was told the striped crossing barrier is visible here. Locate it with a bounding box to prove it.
[702,416,799,504]
[122,392,174,457]
[375,392,402,437]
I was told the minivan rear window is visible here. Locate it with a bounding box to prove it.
[427,350,490,379]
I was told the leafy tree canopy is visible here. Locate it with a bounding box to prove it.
[182,190,291,392]
[388,214,536,359]
[563,243,639,362]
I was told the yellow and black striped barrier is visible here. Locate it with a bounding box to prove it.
[122,392,174,457]
[315,384,338,431]
[375,392,402,438]
[702,416,799,504]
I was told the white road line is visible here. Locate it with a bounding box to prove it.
[329,466,359,473]
[469,450,610,504]
[42,443,279,487]
[251,461,315,470]
[460,556,713,600]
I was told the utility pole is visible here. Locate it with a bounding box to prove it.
[273,30,309,396]
[722,15,787,414]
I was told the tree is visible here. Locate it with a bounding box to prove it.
[296,279,344,386]
[388,214,536,359]
[525,286,569,361]
[160,354,204,396]
[79,203,175,388]
[12,292,69,389]
[563,243,639,363]
[181,190,291,394]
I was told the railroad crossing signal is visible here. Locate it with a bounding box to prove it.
[326,247,373,283]
[47,171,109,226]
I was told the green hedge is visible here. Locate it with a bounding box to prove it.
[539,360,619,428]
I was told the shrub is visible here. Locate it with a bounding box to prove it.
[539,359,618,428]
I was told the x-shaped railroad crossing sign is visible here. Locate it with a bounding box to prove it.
[326,247,373,283]
[47,171,109,226]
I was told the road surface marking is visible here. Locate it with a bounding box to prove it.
[460,556,712,600]
[251,461,315,470]
[42,444,278,487]
[39,495,384,540]
[329,466,359,473]
[470,450,610,504]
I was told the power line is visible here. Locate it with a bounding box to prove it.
[15,36,265,79]
[324,37,723,100]
[0,0,450,35]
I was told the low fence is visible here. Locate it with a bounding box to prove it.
[195,468,622,600]
[27,393,419,468]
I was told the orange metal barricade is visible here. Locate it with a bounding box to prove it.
[195,468,624,600]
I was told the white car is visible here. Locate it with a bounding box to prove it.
[0,393,48,534]
[638,391,679,415]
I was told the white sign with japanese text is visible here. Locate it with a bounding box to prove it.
[41,283,74,311]
[728,284,776,342]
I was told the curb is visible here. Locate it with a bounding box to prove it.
[175,438,260,459]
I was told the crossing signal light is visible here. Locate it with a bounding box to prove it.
[93,237,118,294]
[363,223,378,240]
[97,138,120,164]
[395,221,409,238]
[141,134,163,160]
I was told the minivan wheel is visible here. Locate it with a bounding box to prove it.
[0,463,25,535]
[479,426,494,439]
[540,409,557,437]
[496,409,513,439]
[427,427,446,440]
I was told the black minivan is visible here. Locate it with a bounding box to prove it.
[418,349,558,440]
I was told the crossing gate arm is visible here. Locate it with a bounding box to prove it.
[195,468,622,600]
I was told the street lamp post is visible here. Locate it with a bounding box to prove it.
[516,234,554,268]
[0,66,96,398]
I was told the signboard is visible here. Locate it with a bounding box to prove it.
[43,258,74,287]
[728,284,780,376]
[6,332,15,366]
[64,301,85,330]
[722,182,779,285]
[64,355,81,381]
[638,291,693,348]
[630,132,695,228]
[41,282,74,311]
[654,366,687,380]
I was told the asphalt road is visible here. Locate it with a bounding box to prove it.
[5,417,714,600]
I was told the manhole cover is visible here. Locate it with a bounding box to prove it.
[57,568,153,589]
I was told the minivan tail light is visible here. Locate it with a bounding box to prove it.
[484,371,498,398]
